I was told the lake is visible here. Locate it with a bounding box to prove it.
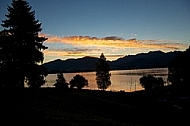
[43,68,168,92]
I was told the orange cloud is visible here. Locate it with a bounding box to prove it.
[43,47,125,62]
[40,34,187,50]
[43,47,102,58]
[40,34,188,62]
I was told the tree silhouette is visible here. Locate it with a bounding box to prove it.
[139,74,164,91]
[154,77,164,88]
[54,73,68,90]
[0,0,48,88]
[69,74,88,89]
[25,64,48,88]
[168,46,190,95]
[95,53,111,90]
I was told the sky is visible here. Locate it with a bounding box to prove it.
[0,0,190,63]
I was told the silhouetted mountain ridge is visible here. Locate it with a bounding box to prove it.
[110,50,180,70]
[43,56,99,73]
[43,50,181,73]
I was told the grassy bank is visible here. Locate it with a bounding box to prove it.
[1,88,188,126]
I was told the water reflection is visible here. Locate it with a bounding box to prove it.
[44,68,168,92]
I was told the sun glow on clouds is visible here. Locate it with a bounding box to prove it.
[40,34,188,62]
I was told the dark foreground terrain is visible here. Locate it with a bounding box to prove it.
[1,88,188,126]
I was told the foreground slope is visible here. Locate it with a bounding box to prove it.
[1,88,188,126]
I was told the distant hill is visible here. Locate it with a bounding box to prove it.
[110,50,180,70]
[43,56,99,73]
[42,51,181,73]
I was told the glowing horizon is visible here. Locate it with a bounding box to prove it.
[40,34,188,63]
[1,0,189,63]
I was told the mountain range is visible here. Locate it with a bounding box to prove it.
[42,50,181,73]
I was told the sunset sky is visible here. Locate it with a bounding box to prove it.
[0,0,190,63]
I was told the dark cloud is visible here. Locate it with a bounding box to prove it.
[103,36,124,40]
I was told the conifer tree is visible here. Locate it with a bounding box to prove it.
[95,53,111,90]
[54,73,68,90]
[0,0,48,88]
[168,46,190,95]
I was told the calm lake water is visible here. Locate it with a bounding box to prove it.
[43,68,168,92]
